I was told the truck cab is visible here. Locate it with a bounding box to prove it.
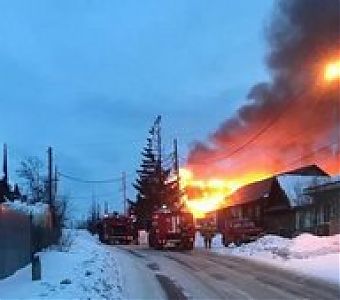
[222,218,263,246]
[98,214,137,245]
[149,208,195,250]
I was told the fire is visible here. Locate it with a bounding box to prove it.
[179,168,270,218]
[324,59,340,81]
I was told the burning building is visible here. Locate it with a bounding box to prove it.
[182,0,339,217]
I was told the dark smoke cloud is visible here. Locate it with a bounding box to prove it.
[188,0,340,176]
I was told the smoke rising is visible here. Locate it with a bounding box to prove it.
[187,0,340,178]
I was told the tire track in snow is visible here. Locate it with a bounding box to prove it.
[116,246,188,300]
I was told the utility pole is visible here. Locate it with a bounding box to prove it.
[150,115,162,168]
[54,165,58,202]
[151,116,163,205]
[155,115,162,164]
[173,139,180,207]
[97,203,100,220]
[48,147,53,206]
[122,172,127,215]
[3,143,8,184]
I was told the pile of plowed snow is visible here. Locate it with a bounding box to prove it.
[0,230,123,299]
[196,231,340,284]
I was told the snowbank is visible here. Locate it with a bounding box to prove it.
[196,232,340,284]
[0,230,123,299]
[195,231,224,248]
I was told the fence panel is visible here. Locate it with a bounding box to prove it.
[0,205,31,279]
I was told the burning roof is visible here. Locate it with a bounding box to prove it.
[226,164,330,208]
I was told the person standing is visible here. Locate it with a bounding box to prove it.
[201,222,215,249]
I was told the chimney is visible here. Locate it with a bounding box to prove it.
[3,143,8,184]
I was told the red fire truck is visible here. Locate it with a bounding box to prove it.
[98,214,137,245]
[222,218,263,246]
[149,207,195,250]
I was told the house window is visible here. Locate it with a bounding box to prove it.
[324,203,330,223]
[247,207,253,218]
[296,212,300,230]
[304,211,311,228]
[238,207,243,218]
[318,206,324,224]
[255,205,261,218]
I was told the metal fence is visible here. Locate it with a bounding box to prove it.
[0,205,31,279]
[0,204,58,279]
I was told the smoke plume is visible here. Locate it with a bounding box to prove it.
[187,0,340,178]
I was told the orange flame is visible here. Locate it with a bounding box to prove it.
[180,168,270,218]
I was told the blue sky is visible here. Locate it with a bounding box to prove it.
[0,0,274,217]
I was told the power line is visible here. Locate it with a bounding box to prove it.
[57,172,123,184]
[188,84,323,166]
[281,142,338,171]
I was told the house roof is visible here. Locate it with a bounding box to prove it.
[230,177,275,206]
[227,165,330,208]
[279,164,329,177]
[304,175,340,193]
[276,175,329,207]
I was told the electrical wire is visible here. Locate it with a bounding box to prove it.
[280,142,338,171]
[58,172,123,184]
[188,84,323,166]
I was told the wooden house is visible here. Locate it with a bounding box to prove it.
[217,165,330,237]
[298,176,340,235]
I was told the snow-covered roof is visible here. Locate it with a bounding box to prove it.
[304,175,340,193]
[277,175,329,207]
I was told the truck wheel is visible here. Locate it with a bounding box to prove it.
[155,243,163,250]
[186,242,194,250]
[181,242,193,251]
[235,240,242,247]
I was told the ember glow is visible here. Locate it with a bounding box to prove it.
[324,59,340,82]
[180,168,270,218]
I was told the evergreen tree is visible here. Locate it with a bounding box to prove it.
[133,137,176,229]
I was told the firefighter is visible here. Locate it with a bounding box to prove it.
[201,222,215,249]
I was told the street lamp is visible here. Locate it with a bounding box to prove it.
[324,59,340,82]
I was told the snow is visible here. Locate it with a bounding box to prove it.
[194,231,224,248]
[138,230,149,245]
[276,175,329,207]
[0,230,123,299]
[195,231,340,285]
[2,200,50,225]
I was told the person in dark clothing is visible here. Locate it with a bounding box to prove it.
[201,223,215,249]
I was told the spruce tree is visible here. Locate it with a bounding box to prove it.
[133,137,177,229]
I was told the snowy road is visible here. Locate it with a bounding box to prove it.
[113,245,340,300]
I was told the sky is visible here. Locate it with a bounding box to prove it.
[0,0,274,217]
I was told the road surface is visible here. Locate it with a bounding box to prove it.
[111,245,340,300]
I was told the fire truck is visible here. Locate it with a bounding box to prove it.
[221,218,263,246]
[98,214,137,245]
[149,207,195,250]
